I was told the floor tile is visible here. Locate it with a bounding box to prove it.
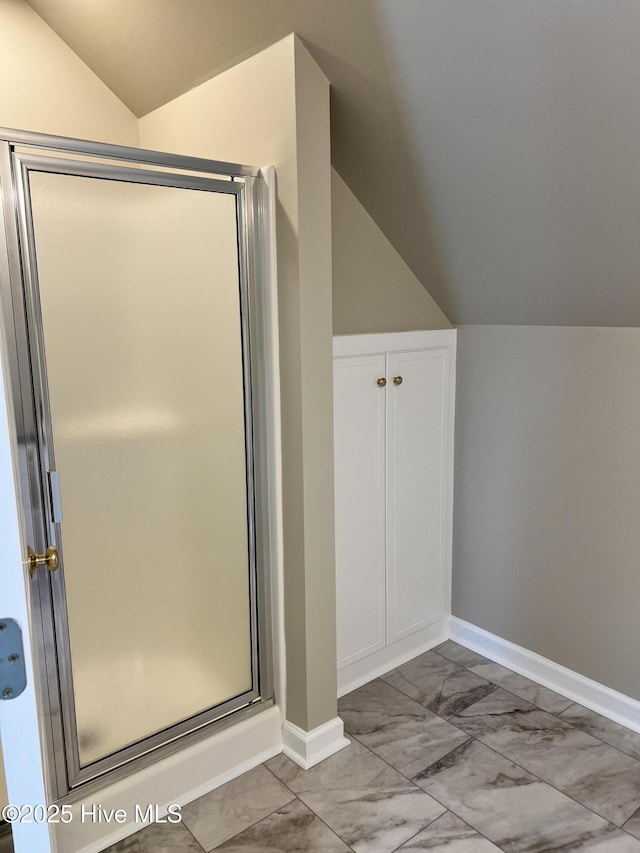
[414,738,640,852]
[467,661,572,714]
[0,829,12,853]
[624,807,640,841]
[266,738,445,853]
[180,764,294,851]
[560,703,640,761]
[434,641,490,669]
[395,810,502,851]
[448,688,640,826]
[212,799,350,852]
[381,651,496,718]
[338,678,470,777]
[104,822,203,853]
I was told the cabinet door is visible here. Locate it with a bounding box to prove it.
[333,354,387,668]
[387,348,449,643]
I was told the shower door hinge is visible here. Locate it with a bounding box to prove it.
[0,619,27,700]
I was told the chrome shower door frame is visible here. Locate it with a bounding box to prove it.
[0,127,274,801]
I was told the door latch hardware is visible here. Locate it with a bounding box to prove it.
[0,619,27,700]
[28,545,60,578]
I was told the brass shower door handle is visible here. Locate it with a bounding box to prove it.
[28,546,60,579]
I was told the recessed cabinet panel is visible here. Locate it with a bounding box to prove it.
[387,350,448,643]
[334,331,455,692]
[334,355,386,667]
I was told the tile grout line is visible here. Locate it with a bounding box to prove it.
[453,733,640,840]
[431,646,574,716]
[179,817,208,853]
[191,642,640,851]
[104,641,640,852]
[265,736,465,852]
[422,667,640,833]
[368,671,497,740]
[409,735,636,848]
[386,811,444,853]
[558,704,640,765]
[391,810,509,853]
[432,644,640,770]
[623,809,640,834]
[200,778,296,851]
[339,679,524,850]
[358,732,508,853]
[216,736,640,852]
[431,645,573,711]
[343,670,640,844]
[436,682,640,827]
[355,734,505,852]
[262,761,358,852]
[339,730,506,851]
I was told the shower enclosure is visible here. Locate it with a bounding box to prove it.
[0,128,274,803]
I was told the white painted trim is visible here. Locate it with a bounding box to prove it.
[282,718,349,770]
[449,617,640,734]
[75,750,281,852]
[337,616,449,698]
[55,705,282,853]
[334,328,456,358]
[443,334,456,630]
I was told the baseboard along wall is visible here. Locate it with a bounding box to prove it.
[449,616,640,735]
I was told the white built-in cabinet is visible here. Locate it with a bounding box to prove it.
[333,330,456,695]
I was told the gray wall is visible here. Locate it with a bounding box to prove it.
[453,325,640,700]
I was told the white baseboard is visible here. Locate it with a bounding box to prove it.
[449,616,640,735]
[282,717,350,770]
[337,617,449,698]
[57,705,283,853]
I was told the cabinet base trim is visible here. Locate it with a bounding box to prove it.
[282,717,350,770]
[449,616,640,735]
[337,617,449,698]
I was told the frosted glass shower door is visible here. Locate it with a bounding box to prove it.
[27,170,256,774]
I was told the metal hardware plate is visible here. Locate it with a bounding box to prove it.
[0,618,27,700]
[48,469,63,523]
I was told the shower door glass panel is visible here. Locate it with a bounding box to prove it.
[28,172,253,767]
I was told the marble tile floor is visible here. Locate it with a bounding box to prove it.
[0,827,13,853]
[106,641,640,853]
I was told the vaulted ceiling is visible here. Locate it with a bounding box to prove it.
[27,0,640,326]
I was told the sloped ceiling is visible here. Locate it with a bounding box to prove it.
[26,0,640,326]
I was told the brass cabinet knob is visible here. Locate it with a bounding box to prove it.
[377,378,387,387]
[28,546,60,579]
[393,376,403,385]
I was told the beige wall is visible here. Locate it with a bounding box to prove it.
[0,0,138,814]
[292,40,336,729]
[332,169,450,334]
[453,325,640,700]
[140,34,337,731]
[0,0,137,144]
